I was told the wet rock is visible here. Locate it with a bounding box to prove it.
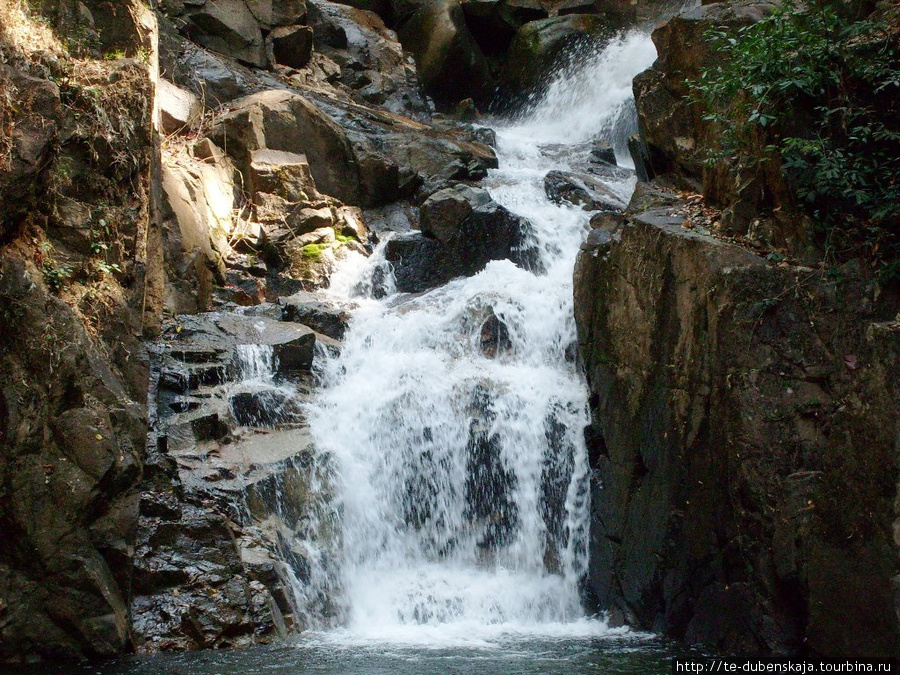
[480,311,512,358]
[627,133,654,182]
[131,502,284,651]
[281,237,364,289]
[182,0,268,68]
[590,141,617,165]
[464,388,518,548]
[504,14,609,92]
[473,126,497,147]
[544,169,627,212]
[161,312,317,378]
[398,0,494,108]
[230,391,299,426]
[420,183,493,242]
[268,25,314,69]
[281,291,352,339]
[575,188,900,655]
[386,190,534,292]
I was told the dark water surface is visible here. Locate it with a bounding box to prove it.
[13,633,689,675]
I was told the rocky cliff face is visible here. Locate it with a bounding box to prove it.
[0,0,163,662]
[576,0,900,657]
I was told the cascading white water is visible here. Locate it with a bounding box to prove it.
[236,343,277,383]
[305,29,658,647]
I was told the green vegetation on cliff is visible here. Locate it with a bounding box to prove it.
[691,0,900,280]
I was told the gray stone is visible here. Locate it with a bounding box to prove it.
[183,0,268,68]
[269,25,314,69]
[158,78,202,135]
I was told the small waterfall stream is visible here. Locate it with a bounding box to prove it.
[302,30,659,646]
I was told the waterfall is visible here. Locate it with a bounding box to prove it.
[304,29,658,646]
[236,343,277,383]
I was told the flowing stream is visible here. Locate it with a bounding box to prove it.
[302,29,659,650]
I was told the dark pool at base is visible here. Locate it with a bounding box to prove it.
[12,633,694,675]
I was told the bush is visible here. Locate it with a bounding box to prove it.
[691,0,900,279]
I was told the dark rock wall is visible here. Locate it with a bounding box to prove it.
[578,113,900,660]
[0,0,164,663]
[574,0,900,655]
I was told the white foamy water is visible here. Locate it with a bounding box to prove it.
[303,30,657,648]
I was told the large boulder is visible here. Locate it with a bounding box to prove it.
[504,14,610,92]
[161,140,238,314]
[182,0,268,68]
[137,311,337,651]
[211,90,363,204]
[301,92,499,204]
[158,78,202,135]
[398,0,494,108]
[157,12,274,106]
[245,0,308,28]
[385,185,534,292]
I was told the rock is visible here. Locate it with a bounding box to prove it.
[183,0,268,68]
[398,0,494,108]
[480,310,511,358]
[632,2,807,246]
[143,311,337,651]
[544,170,627,212]
[282,238,361,289]
[211,90,362,204]
[161,143,237,314]
[297,91,498,204]
[249,148,321,203]
[158,78,202,135]
[420,183,493,241]
[158,12,265,106]
[590,141,617,165]
[590,0,673,28]
[473,126,497,147]
[0,254,149,664]
[386,188,534,292]
[268,25,314,69]
[281,291,352,339]
[0,68,61,237]
[454,97,480,122]
[245,0,308,28]
[224,269,267,306]
[574,188,900,655]
[230,391,299,426]
[308,0,427,114]
[627,133,654,182]
[504,14,609,92]
[161,312,317,376]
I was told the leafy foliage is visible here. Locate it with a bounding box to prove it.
[690,0,900,278]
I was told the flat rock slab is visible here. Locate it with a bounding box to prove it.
[164,312,317,373]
